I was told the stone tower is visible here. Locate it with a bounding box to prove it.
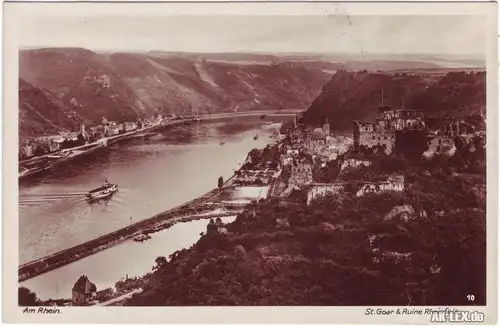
[323,117,330,136]
[353,121,361,152]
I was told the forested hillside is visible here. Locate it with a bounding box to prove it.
[304,70,486,130]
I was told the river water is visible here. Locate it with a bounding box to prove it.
[19,118,282,300]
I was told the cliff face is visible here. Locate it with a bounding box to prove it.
[19,48,335,139]
[304,70,486,131]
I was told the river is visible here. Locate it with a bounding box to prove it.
[19,118,283,300]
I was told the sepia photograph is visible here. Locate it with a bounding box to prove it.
[3,1,498,324]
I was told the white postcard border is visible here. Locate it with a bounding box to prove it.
[2,1,498,324]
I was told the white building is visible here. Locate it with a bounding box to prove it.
[340,158,372,171]
[356,176,405,197]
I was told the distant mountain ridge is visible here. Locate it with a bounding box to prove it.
[19,48,336,139]
[19,47,485,140]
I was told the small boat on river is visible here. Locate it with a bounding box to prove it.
[133,232,151,242]
[253,134,259,140]
[86,181,118,202]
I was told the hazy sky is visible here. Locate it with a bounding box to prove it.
[16,13,486,57]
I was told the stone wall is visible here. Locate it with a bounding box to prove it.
[358,131,396,155]
[307,183,344,205]
[423,136,457,158]
[356,176,405,197]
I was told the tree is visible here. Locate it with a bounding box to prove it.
[19,287,38,306]
[153,256,167,270]
[218,177,224,191]
[77,133,86,146]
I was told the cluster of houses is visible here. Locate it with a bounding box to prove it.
[19,115,163,160]
[275,103,485,206]
[234,169,279,186]
[279,118,352,189]
[284,117,352,164]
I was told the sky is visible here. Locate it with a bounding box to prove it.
[11,6,487,58]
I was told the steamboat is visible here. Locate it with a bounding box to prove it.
[86,181,118,202]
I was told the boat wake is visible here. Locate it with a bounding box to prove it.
[19,193,87,207]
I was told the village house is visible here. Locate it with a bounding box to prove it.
[124,121,139,132]
[304,138,327,155]
[340,158,372,171]
[207,217,228,235]
[45,135,65,152]
[64,132,80,142]
[21,142,35,158]
[288,159,313,189]
[72,275,97,306]
[356,175,405,197]
[89,125,105,139]
[280,155,294,167]
[104,124,120,137]
[235,170,273,185]
[306,183,345,205]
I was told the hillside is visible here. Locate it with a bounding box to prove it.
[407,71,486,118]
[125,153,486,306]
[19,78,83,138]
[304,70,486,130]
[19,48,335,139]
[20,48,485,139]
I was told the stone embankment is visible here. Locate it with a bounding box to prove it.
[19,182,243,282]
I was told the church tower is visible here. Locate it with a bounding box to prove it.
[81,124,90,142]
[323,116,330,136]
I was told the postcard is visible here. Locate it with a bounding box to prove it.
[3,1,498,324]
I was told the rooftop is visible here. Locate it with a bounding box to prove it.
[72,275,97,293]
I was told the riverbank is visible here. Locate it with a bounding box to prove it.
[124,150,487,306]
[19,123,164,180]
[18,140,277,282]
[19,110,300,181]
